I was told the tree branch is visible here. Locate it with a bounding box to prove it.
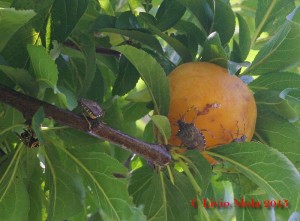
[64,40,121,57]
[0,84,171,166]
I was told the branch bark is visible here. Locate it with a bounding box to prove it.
[0,84,171,166]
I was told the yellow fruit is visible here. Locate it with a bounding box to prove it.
[168,62,257,164]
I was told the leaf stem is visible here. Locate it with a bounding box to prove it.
[166,165,175,185]
[0,124,24,136]
[250,0,276,48]
[177,156,202,195]
[254,131,269,145]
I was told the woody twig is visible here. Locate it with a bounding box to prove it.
[0,84,171,166]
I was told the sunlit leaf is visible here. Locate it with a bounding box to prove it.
[151,115,171,142]
[0,8,35,51]
[115,45,169,115]
[70,149,146,220]
[255,108,300,170]
[246,7,300,75]
[255,0,295,36]
[250,72,300,92]
[201,32,228,67]
[255,90,300,123]
[27,44,58,91]
[208,142,300,211]
[99,0,114,15]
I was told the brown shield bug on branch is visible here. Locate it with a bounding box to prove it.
[79,98,105,130]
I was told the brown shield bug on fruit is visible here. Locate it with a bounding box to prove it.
[176,120,206,151]
[176,103,221,151]
[79,98,105,130]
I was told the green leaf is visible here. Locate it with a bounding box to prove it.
[174,20,206,48]
[115,11,140,29]
[129,166,197,221]
[151,115,171,142]
[255,109,300,170]
[85,66,106,104]
[70,31,96,97]
[56,86,78,110]
[249,72,300,92]
[0,175,30,221]
[0,65,38,95]
[236,13,251,61]
[143,48,176,75]
[235,193,274,221]
[114,45,170,115]
[143,121,155,143]
[209,0,236,45]
[0,8,35,51]
[177,0,209,32]
[246,7,300,75]
[50,0,89,42]
[27,161,44,221]
[1,0,54,67]
[139,13,193,62]
[183,150,213,194]
[155,0,186,31]
[32,107,45,143]
[27,44,58,91]
[255,0,295,36]
[0,149,30,221]
[250,72,300,122]
[44,141,86,221]
[70,149,146,220]
[123,102,150,122]
[112,56,140,96]
[255,90,300,123]
[99,0,114,16]
[207,142,300,211]
[201,32,228,68]
[178,0,235,44]
[126,88,152,103]
[99,28,164,54]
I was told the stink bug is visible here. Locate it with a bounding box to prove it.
[16,127,39,148]
[176,103,221,151]
[79,98,104,119]
[79,98,105,129]
[176,120,206,151]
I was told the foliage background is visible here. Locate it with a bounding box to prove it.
[0,0,300,220]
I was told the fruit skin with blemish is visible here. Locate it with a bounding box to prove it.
[167,62,257,164]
